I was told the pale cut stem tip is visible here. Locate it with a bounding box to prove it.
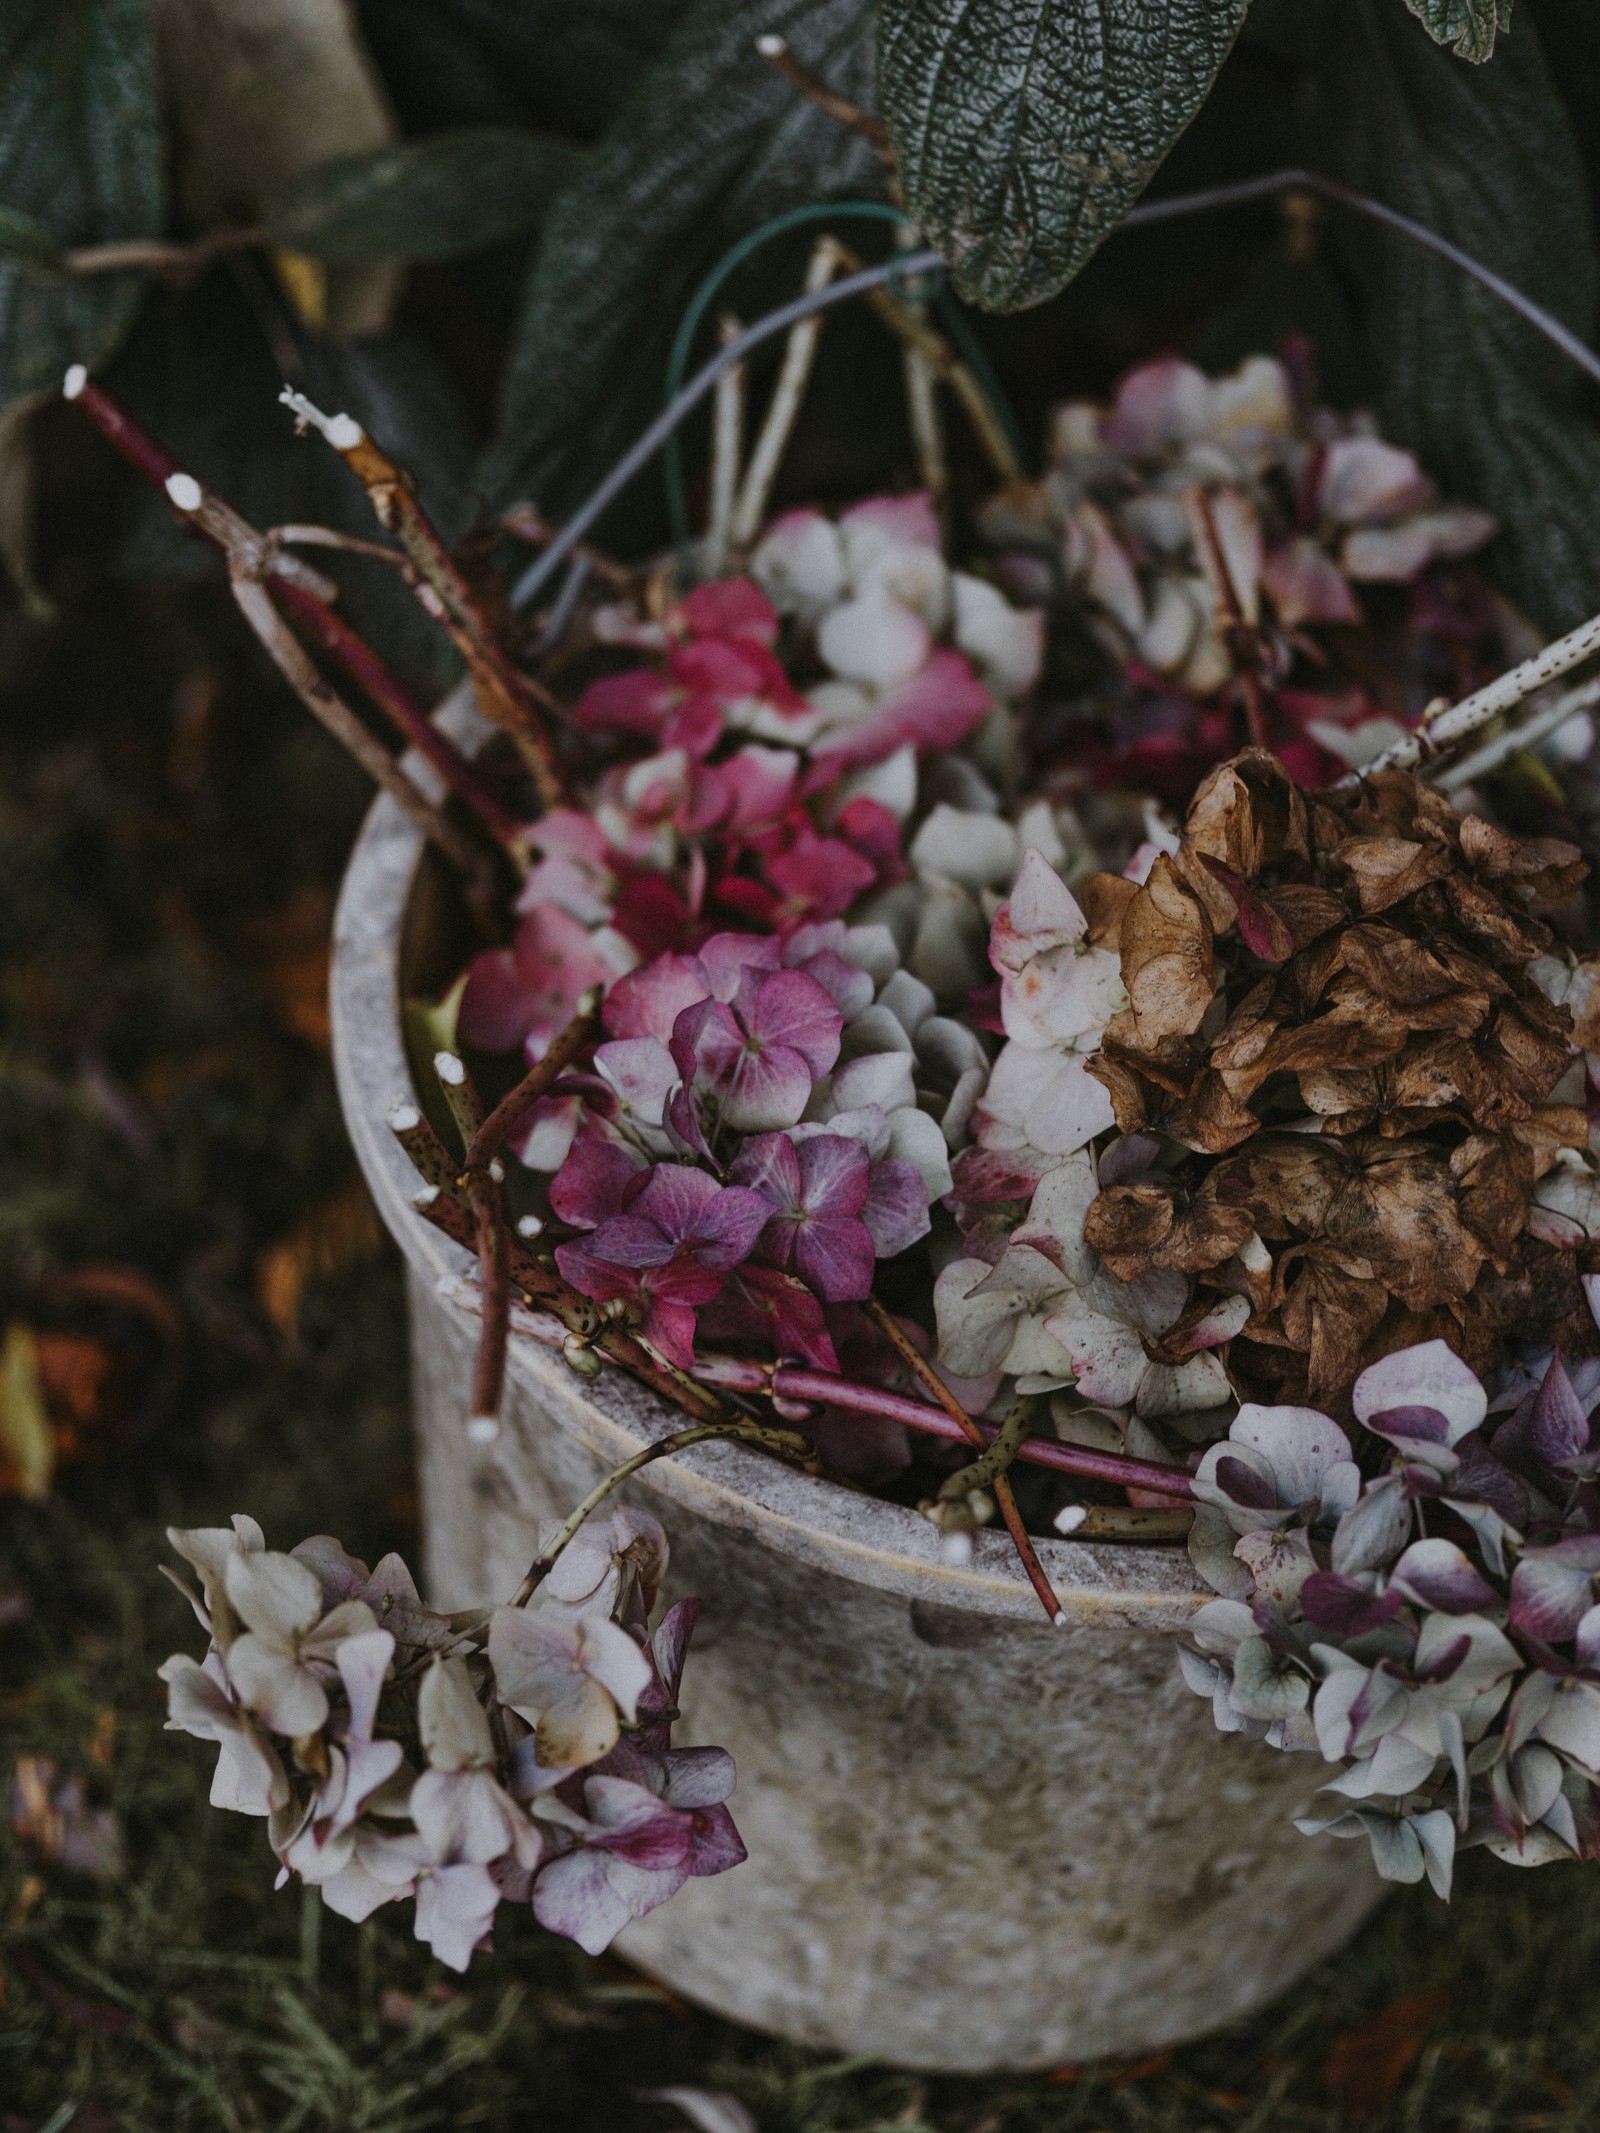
[465,1414,501,1445]
[278,385,364,451]
[1053,1504,1089,1535]
[388,1102,422,1133]
[755,33,785,56]
[488,1157,505,1183]
[433,1050,467,1086]
[516,1215,544,1239]
[63,364,88,400]
[1052,1610,1068,1628]
[411,1184,441,1211]
[166,473,203,512]
[938,1530,974,1568]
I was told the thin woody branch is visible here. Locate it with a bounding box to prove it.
[462,992,602,1172]
[753,35,891,162]
[280,390,573,813]
[61,367,520,863]
[863,1296,1067,1623]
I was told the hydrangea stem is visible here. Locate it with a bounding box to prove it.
[863,1297,1066,1622]
[937,1392,1037,1505]
[510,1417,814,1606]
[461,992,602,1172]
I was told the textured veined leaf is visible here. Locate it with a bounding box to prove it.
[877,0,1249,311]
[265,129,582,263]
[1404,0,1512,63]
[1314,0,1600,635]
[482,0,882,514]
[0,0,162,410]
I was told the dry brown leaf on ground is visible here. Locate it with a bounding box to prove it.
[256,1176,385,1342]
[1320,1991,1449,2120]
[234,885,335,1050]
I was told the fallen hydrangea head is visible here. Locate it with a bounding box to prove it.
[1180,1340,1600,1895]
[158,1508,743,1968]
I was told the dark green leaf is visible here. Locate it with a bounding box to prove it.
[1310,0,1600,634]
[481,0,883,516]
[0,0,162,412]
[265,129,582,263]
[877,0,1248,311]
[1404,0,1513,63]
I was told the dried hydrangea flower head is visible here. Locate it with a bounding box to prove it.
[158,1508,744,1971]
[1077,748,1597,1410]
[1181,1340,1600,1895]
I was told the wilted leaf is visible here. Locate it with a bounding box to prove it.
[878,0,1248,310]
[266,129,581,262]
[256,1178,384,1341]
[1311,1,1600,633]
[1321,1991,1448,2119]
[483,0,884,514]
[0,0,162,412]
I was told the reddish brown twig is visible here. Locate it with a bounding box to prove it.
[431,1051,514,1440]
[62,369,520,864]
[462,992,602,1172]
[863,1296,1066,1623]
[754,35,892,163]
[500,506,633,592]
[280,390,573,814]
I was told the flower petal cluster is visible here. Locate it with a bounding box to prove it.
[159,1509,741,1972]
[1178,1340,1600,1896]
[548,926,945,1369]
[979,352,1504,790]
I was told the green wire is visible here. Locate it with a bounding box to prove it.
[662,200,1026,572]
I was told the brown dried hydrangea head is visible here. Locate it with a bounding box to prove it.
[1082,750,1598,1412]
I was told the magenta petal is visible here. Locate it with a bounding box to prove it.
[630,1164,721,1237]
[1510,1537,1600,1640]
[840,491,940,552]
[765,829,878,918]
[674,998,747,1093]
[806,648,990,783]
[531,1849,632,1955]
[574,668,682,738]
[729,1131,803,1213]
[697,932,782,1001]
[693,1185,770,1268]
[587,1214,677,1270]
[550,1139,646,1229]
[684,1800,747,1876]
[1389,1538,1497,1616]
[723,1044,814,1132]
[790,948,874,1019]
[458,946,540,1053]
[746,970,842,1078]
[861,1157,932,1258]
[677,574,779,645]
[796,1133,870,1219]
[639,1295,701,1367]
[718,745,799,833]
[699,1265,839,1370]
[555,1239,637,1306]
[648,1599,700,1707]
[1532,1352,1591,1469]
[794,1215,874,1302]
[603,953,711,1042]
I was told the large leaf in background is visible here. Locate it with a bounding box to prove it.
[354,0,691,141]
[266,130,582,263]
[1404,0,1512,63]
[878,0,1248,311]
[0,0,162,413]
[481,0,883,517]
[1310,1,1600,636]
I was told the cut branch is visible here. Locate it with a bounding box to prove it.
[753,35,891,161]
[731,235,843,549]
[280,389,573,813]
[462,992,602,1172]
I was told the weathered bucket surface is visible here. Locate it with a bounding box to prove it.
[330,692,1382,2072]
